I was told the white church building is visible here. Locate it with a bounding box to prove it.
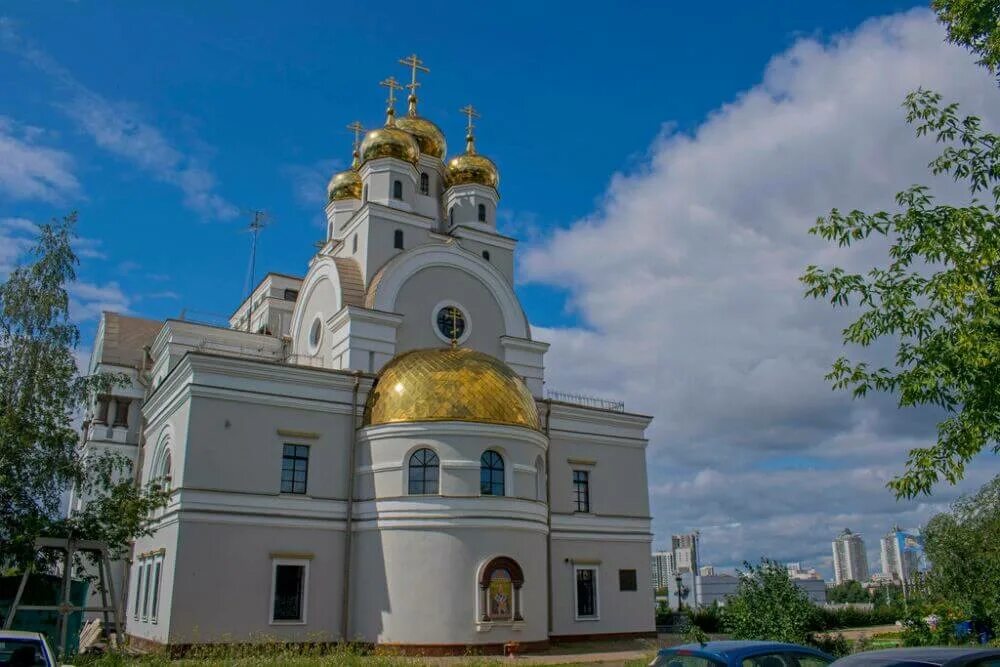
[72,58,655,653]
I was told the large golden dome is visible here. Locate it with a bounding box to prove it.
[360,112,420,166]
[446,133,499,189]
[363,347,539,430]
[396,115,446,160]
[327,168,361,201]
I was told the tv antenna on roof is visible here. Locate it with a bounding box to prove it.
[242,209,271,332]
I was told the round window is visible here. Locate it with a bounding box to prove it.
[309,317,322,351]
[436,305,466,342]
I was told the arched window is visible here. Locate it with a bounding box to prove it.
[478,203,487,222]
[480,450,504,496]
[449,207,454,226]
[482,250,490,262]
[407,448,439,495]
[362,184,368,202]
[419,172,429,195]
[535,455,545,502]
[394,229,404,250]
[160,450,172,493]
[479,556,524,623]
[392,179,403,199]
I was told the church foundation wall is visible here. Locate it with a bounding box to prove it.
[165,521,345,643]
[350,526,547,646]
[549,537,655,638]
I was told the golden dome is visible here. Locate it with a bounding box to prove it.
[327,168,361,202]
[360,111,420,166]
[363,347,539,430]
[446,133,499,189]
[396,115,447,160]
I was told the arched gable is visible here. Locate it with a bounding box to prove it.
[365,245,529,339]
[289,256,365,357]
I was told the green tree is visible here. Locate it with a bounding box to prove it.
[827,579,870,604]
[922,474,1000,630]
[720,559,819,644]
[801,89,1000,498]
[933,0,1000,77]
[0,213,167,568]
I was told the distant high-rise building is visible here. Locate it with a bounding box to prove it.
[880,525,924,583]
[786,562,822,581]
[832,528,870,584]
[699,565,716,576]
[651,550,675,590]
[672,532,700,575]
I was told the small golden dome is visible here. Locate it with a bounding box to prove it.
[396,115,447,160]
[446,133,499,189]
[327,168,361,202]
[360,111,420,166]
[363,347,539,430]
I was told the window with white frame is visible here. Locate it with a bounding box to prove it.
[141,559,153,620]
[133,562,144,619]
[574,565,599,620]
[281,444,309,494]
[150,556,164,622]
[270,558,309,624]
[408,447,439,495]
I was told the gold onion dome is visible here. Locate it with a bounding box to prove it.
[327,153,362,202]
[446,132,499,189]
[363,347,539,430]
[396,95,447,159]
[360,108,420,166]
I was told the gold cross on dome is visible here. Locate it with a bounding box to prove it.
[379,76,403,107]
[345,121,365,150]
[459,104,481,133]
[399,53,429,94]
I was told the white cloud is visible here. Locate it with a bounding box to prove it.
[0,116,79,202]
[524,9,1000,575]
[0,18,237,220]
[0,217,40,275]
[69,280,130,322]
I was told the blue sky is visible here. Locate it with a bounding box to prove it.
[4,1,999,576]
[2,0,923,330]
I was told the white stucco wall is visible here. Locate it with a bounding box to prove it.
[352,527,547,645]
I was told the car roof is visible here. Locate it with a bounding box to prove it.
[663,640,831,660]
[832,647,1000,666]
[0,630,44,640]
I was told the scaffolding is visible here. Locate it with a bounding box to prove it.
[3,537,124,658]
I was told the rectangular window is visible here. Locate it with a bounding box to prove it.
[574,566,599,620]
[619,568,638,591]
[573,470,590,513]
[270,560,308,624]
[141,560,152,620]
[133,561,144,619]
[281,444,309,494]
[151,558,163,622]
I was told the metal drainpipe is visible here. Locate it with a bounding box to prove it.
[544,399,553,635]
[340,373,361,641]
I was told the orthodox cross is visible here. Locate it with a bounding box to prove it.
[399,53,429,96]
[459,104,481,133]
[447,306,461,348]
[346,121,365,151]
[379,76,403,109]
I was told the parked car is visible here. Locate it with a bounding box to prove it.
[0,630,68,667]
[651,640,835,666]
[830,647,1000,666]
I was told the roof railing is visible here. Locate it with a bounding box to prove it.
[544,389,625,413]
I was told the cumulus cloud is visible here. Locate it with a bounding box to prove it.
[525,9,1000,574]
[0,116,79,202]
[0,18,237,220]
